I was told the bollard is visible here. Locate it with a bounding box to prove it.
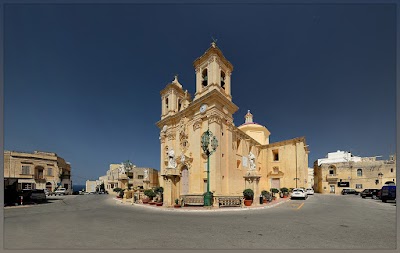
[259,194,263,205]
[20,196,23,205]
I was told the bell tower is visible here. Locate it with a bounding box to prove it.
[160,75,191,120]
[193,41,233,101]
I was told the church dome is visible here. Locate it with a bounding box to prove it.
[238,110,270,145]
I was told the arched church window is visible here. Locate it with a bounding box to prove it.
[202,69,208,86]
[220,71,226,89]
[357,169,363,177]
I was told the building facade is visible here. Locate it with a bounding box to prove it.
[314,150,396,194]
[4,150,72,193]
[156,42,309,207]
[99,163,159,194]
[308,168,314,189]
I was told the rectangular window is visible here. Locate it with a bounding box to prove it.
[329,170,334,175]
[272,150,279,161]
[21,166,30,175]
[138,175,144,179]
[47,168,53,176]
[356,184,363,189]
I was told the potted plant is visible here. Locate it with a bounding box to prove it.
[113,188,124,198]
[270,188,279,200]
[174,198,181,208]
[154,186,164,204]
[243,189,254,206]
[144,189,156,204]
[261,190,270,203]
[280,187,289,198]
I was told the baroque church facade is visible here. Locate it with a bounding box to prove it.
[156,42,309,207]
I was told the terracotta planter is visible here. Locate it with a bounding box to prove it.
[156,202,163,206]
[244,199,253,206]
[142,200,149,204]
[263,199,267,203]
[173,204,181,208]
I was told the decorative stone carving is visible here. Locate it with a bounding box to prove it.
[167,133,176,140]
[193,120,202,131]
[208,114,222,124]
[144,169,149,179]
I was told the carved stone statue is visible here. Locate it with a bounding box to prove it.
[168,148,177,168]
[144,169,149,180]
[180,153,185,164]
[118,163,125,174]
[248,152,256,170]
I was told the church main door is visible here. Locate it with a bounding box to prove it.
[181,166,189,195]
[271,178,280,189]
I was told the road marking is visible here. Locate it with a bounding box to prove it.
[297,203,304,210]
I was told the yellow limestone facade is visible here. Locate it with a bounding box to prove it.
[156,42,309,207]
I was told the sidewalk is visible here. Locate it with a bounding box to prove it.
[114,197,291,212]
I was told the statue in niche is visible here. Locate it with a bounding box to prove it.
[144,169,149,180]
[248,152,256,170]
[168,148,177,168]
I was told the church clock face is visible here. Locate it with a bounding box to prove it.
[200,104,208,114]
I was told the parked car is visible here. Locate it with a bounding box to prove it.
[305,188,314,195]
[30,189,47,203]
[375,189,382,199]
[381,182,396,203]
[360,189,379,199]
[341,189,359,195]
[54,188,67,196]
[290,188,308,200]
[44,189,51,196]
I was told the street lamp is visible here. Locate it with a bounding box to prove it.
[201,128,218,206]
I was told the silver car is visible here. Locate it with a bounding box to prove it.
[306,188,314,195]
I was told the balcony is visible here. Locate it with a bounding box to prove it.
[326,174,338,181]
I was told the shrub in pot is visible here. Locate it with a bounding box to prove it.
[280,187,289,198]
[174,198,181,208]
[144,189,156,203]
[270,188,279,200]
[243,189,254,206]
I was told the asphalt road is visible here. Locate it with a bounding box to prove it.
[4,193,396,250]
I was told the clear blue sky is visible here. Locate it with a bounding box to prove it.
[4,4,396,185]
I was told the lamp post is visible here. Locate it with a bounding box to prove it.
[201,128,218,206]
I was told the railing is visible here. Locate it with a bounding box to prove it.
[181,195,204,206]
[217,196,242,207]
[326,174,338,181]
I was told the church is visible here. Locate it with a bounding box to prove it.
[156,42,309,207]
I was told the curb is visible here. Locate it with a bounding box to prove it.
[114,198,291,212]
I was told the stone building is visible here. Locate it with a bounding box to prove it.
[99,163,159,194]
[308,168,314,189]
[314,150,396,194]
[156,42,309,207]
[4,150,72,193]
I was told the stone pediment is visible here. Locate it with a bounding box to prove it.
[267,171,284,178]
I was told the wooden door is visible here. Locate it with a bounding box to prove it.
[181,167,189,195]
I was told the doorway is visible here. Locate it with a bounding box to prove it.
[181,166,189,195]
[330,185,335,194]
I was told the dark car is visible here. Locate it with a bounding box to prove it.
[360,189,379,199]
[341,189,359,195]
[375,189,382,199]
